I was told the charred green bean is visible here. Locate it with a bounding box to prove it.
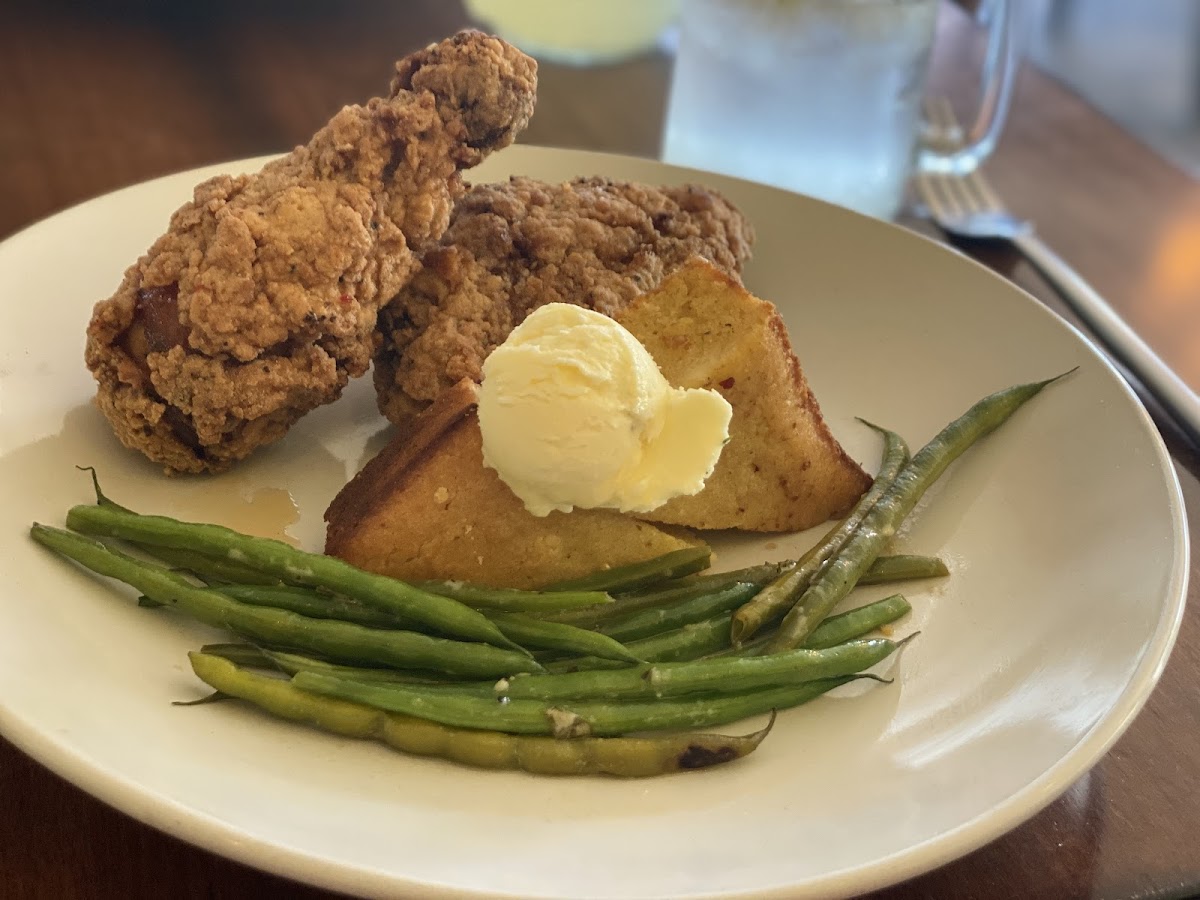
[190,653,771,776]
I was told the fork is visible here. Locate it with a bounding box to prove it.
[915,98,1200,448]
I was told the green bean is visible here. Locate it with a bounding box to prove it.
[198,570,612,618]
[200,642,281,670]
[726,594,915,658]
[215,584,405,629]
[546,615,739,673]
[539,562,782,628]
[206,557,932,650]
[559,593,915,673]
[30,525,541,678]
[415,580,612,613]
[497,639,898,703]
[800,594,913,648]
[611,561,788,601]
[137,543,281,585]
[101,480,611,615]
[539,555,922,633]
[209,584,645,669]
[731,423,910,646]
[540,580,722,626]
[858,555,948,585]
[207,594,910,686]
[598,582,761,644]
[702,594,914,658]
[212,587,640,664]
[292,669,865,737]
[623,616,736,662]
[544,547,711,593]
[190,653,772,776]
[64,503,525,654]
[487,612,643,664]
[769,374,1070,651]
[79,469,275,587]
[78,466,134,513]
[200,643,473,685]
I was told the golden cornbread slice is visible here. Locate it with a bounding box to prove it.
[617,257,870,532]
[324,379,703,589]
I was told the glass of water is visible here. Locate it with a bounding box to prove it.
[662,0,1020,219]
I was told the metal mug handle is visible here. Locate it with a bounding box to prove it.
[918,0,1021,174]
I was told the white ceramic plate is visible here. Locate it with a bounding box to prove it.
[0,146,1187,899]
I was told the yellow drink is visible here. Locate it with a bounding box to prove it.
[464,0,679,65]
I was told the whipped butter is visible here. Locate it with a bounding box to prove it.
[477,303,732,516]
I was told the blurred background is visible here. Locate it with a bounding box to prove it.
[461,0,1200,180]
[1027,0,1200,177]
[462,0,1200,181]
[2,0,1197,240]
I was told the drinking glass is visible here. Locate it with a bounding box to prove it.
[465,0,680,66]
[662,0,1020,219]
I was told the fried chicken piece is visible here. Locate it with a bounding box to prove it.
[86,31,537,474]
[372,176,754,423]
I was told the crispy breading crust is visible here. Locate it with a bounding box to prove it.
[372,175,755,423]
[85,32,536,474]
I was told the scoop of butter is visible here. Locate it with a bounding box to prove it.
[477,303,732,517]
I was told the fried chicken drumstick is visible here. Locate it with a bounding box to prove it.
[86,32,536,474]
[373,176,755,423]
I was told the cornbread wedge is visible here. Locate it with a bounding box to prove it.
[324,379,704,589]
[617,257,870,532]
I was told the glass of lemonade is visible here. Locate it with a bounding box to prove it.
[662,0,1020,219]
[465,0,680,66]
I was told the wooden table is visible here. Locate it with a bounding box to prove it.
[3,2,1199,898]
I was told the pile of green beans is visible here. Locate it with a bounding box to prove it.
[29,513,917,772]
[30,374,1066,775]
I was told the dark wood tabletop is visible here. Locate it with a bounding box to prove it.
[4,1,1199,898]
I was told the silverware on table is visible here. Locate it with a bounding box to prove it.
[914,99,1200,448]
